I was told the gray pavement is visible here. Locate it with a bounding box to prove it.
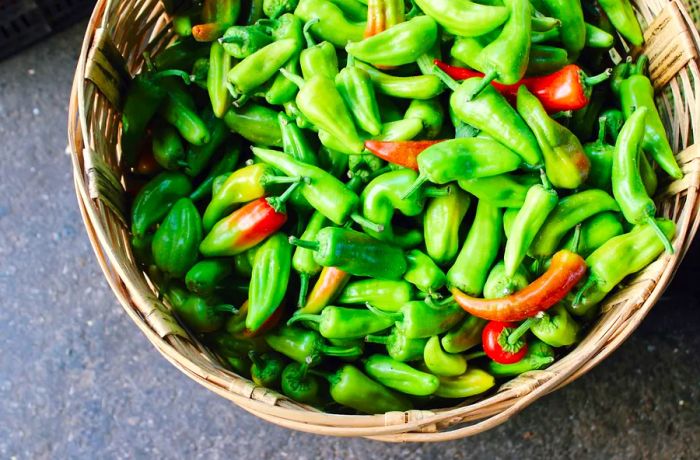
[0,23,698,459]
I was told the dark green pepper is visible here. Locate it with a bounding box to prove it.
[281,362,325,405]
[219,24,273,58]
[532,0,585,60]
[263,0,299,18]
[158,79,211,146]
[131,171,193,238]
[292,211,326,307]
[441,315,486,354]
[189,146,240,202]
[152,120,186,170]
[265,325,363,365]
[337,279,415,312]
[363,354,440,396]
[172,293,237,333]
[247,232,292,332]
[290,305,395,339]
[366,328,428,362]
[154,39,210,71]
[336,56,382,136]
[249,351,285,388]
[184,109,229,177]
[152,198,203,278]
[185,259,233,297]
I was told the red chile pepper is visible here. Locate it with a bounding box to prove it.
[434,60,610,113]
[482,321,527,364]
[450,250,587,321]
[363,140,445,171]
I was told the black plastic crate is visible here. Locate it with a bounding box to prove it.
[0,0,94,61]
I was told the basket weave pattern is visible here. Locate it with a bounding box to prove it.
[68,0,700,441]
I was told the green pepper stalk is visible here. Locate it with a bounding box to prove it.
[458,173,539,208]
[560,212,624,258]
[292,211,326,308]
[612,107,674,253]
[265,325,363,365]
[290,227,407,280]
[433,65,542,168]
[401,137,522,200]
[404,98,445,139]
[346,15,438,67]
[151,120,186,170]
[504,183,558,279]
[527,304,580,347]
[337,279,415,312]
[131,172,193,238]
[441,315,486,354]
[249,351,285,389]
[367,300,464,339]
[366,328,428,362]
[247,232,292,332]
[403,249,447,297]
[152,198,203,278]
[183,109,230,177]
[354,61,445,100]
[362,169,449,247]
[529,189,621,259]
[619,56,683,180]
[299,19,339,80]
[157,78,211,146]
[185,259,233,297]
[488,339,555,377]
[335,55,383,136]
[173,295,238,334]
[289,306,395,339]
[280,361,325,406]
[252,147,383,231]
[219,24,273,58]
[295,0,366,47]
[424,336,467,377]
[224,103,283,147]
[413,0,508,37]
[516,86,590,189]
[571,218,675,316]
[447,200,503,296]
[226,38,297,97]
[433,368,495,398]
[424,188,471,266]
[363,354,440,396]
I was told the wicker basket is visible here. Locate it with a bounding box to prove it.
[68,0,700,441]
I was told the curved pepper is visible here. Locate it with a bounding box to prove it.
[290,306,395,339]
[441,315,487,354]
[219,24,273,58]
[131,172,193,238]
[517,86,590,189]
[262,14,305,106]
[597,0,643,46]
[337,279,414,312]
[192,0,241,42]
[292,211,326,308]
[366,328,428,362]
[403,249,447,296]
[368,300,465,339]
[247,232,292,331]
[152,198,203,278]
[532,0,585,59]
[433,368,495,398]
[158,79,210,146]
[424,336,467,377]
[487,339,554,377]
[224,103,283,147]
[364,354,439,396]
[404,98,445,139]
[335,56,382,136]
[294,0,365,47]
[299,19,339,80]
[451,249,587,322]
[265,325,363,365]
[458,173,539,208]
[424,188,471,266]
[413,0,508,37]
[299,266,351,315]
[354,61,444,100]
[364,140,443,171]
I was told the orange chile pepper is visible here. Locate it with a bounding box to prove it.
[364,140,445,171]
[298,266,351,315]
[192,0,241,42]
[365,0,405,38]
[434,60,610,113]
[450,250,587,322]
[226,300,285,339]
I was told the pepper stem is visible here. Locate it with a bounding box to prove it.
[212,304,239,314]
[365,302,402,321]
[507,317,536,345]
[347,54,356,67]
[267,180,305,212]
[365,334,389,345]
[597,115,608,144]
[463,351,487,361]
[632,55,649,76]
[571,223,582,254]
[425,295,455,309]
[431,63,461,91]
[288,236,320,251]
[423,185,452,198]
[583,68,612,86]
[539,168,552,191]
[297,273,310,309]
[287,313,321,326]
[302,18,320,48]
[572,275,596,307]
[465,71,497,101]
[152,69,192,85]
[143,51,155,72]
[279,68,306,89]
[320,344,363,358]
[350,213,385,233]
[399,175,428,200]
[647,217,674,254]
[262,175,304,185]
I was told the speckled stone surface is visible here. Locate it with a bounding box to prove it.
[0,23,698,460]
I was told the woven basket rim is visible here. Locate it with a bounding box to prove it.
[68,0,700,441]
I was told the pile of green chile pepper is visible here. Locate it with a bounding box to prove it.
[123,0,681,414]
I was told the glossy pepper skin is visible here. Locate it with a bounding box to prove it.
[532,0,585,60]
[488,339,555,377]
[294,0,365,47]
[571,219,675,316]
[433,368,495,398]
[424,336,467,377]
[401,250,445,297]
[192,0,241,42]
[290,227,407,280]
[299,20,339,80]
[504,184,559,278]
[265,325,363,365]
[281,362,325,406]
[447,200,502,296]
[151,198,202,278]
[458,174,539,208]
[404,98,445,139]
[292,211,326,308]
[364,354,439,396]
[154,39,210,72]
[346,16,438,67]
[560,212,624,258]
[249,351,285,389]
[530,304,579,347]
[175,295,238,333]
[247,232,292,331]
[335,56,383,136]
[452,250,587,322]
[190,147,240,202]
[366,329,428,362]
[529,189,620,259]
[424,188,471,266]
[441,315,486,354]
[338,280,414,312]
[227,39,297,97]
[219,24,273,59]
[354,61,444,100]
[364,140,443,171]
[584,116,616,191]
[368,300,465,339]
[207,41,232,118]
[263,0,299,19]
[151,120,185,171]
[299,266,351,315]
[263,14,305,106]
[183,110,229,178]
[517,86,590,189]
[597,0,643,46]
[413,0,508,37]
[185,259,233,297]
[224,103,283,147]
[365,0,405,37]
[619,58,683,180]
[158,79,211,147]
[484,261,531,300]
[482,321,528,364]
[612,108,674,253]
[291,306,395,339]
[131,172,192,238]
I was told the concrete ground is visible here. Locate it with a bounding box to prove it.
[0,23,698,459]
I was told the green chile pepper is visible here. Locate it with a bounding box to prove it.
[584,115,615,191]
[336,56,382,136]
[346,16,438,67]
[189,147,240,202]
[403,249,447,296]
[488,339,554,377]
[265,325,363,365]
[354,61,444,100]
[263,13,305,106]
[364,354,440,396]
[447,200,503,296]
[597,0,643,46]
[413,0,508,37]
[300,20,339,80]
[529,189,620,259]
[227,38,297,96]
[295,0,365,47]
[368,300,465,339]
[327,0,367,21]
[250,351,285,388]
[458,174,539,208]
[290,227,407,280]
[560,212,624,258]
[503,208,519,239]
[152,198,203,278]
[155,39,210,71]
[176,295,238,334]
[318,146,350,178]
[424,336,467,377]
[219,24,273,58]
[263,0,299,18]
[338,279,414,312]
[424,188,471,266]
[184,110,229,177]
[531,0,585,60]
[189,58,209,90]
[158,79,211,146]
[247,232,292,332]
[366,328,428,362]
[433,368,495,398]
[224,103,283,146]
[185,259,233,297]
[207,41,233,117]
[483,261,530,299]
[281,362,325,405]
[290,305,395,339]
[524,45,569,76]
[530,304,580,347]
[131,172,193,238]
[441,315,486,354]
[404,98,444,139]
[152,120,186,170]
[504,184,559,278]
[293,211,326,307]
[571,218,675,316]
